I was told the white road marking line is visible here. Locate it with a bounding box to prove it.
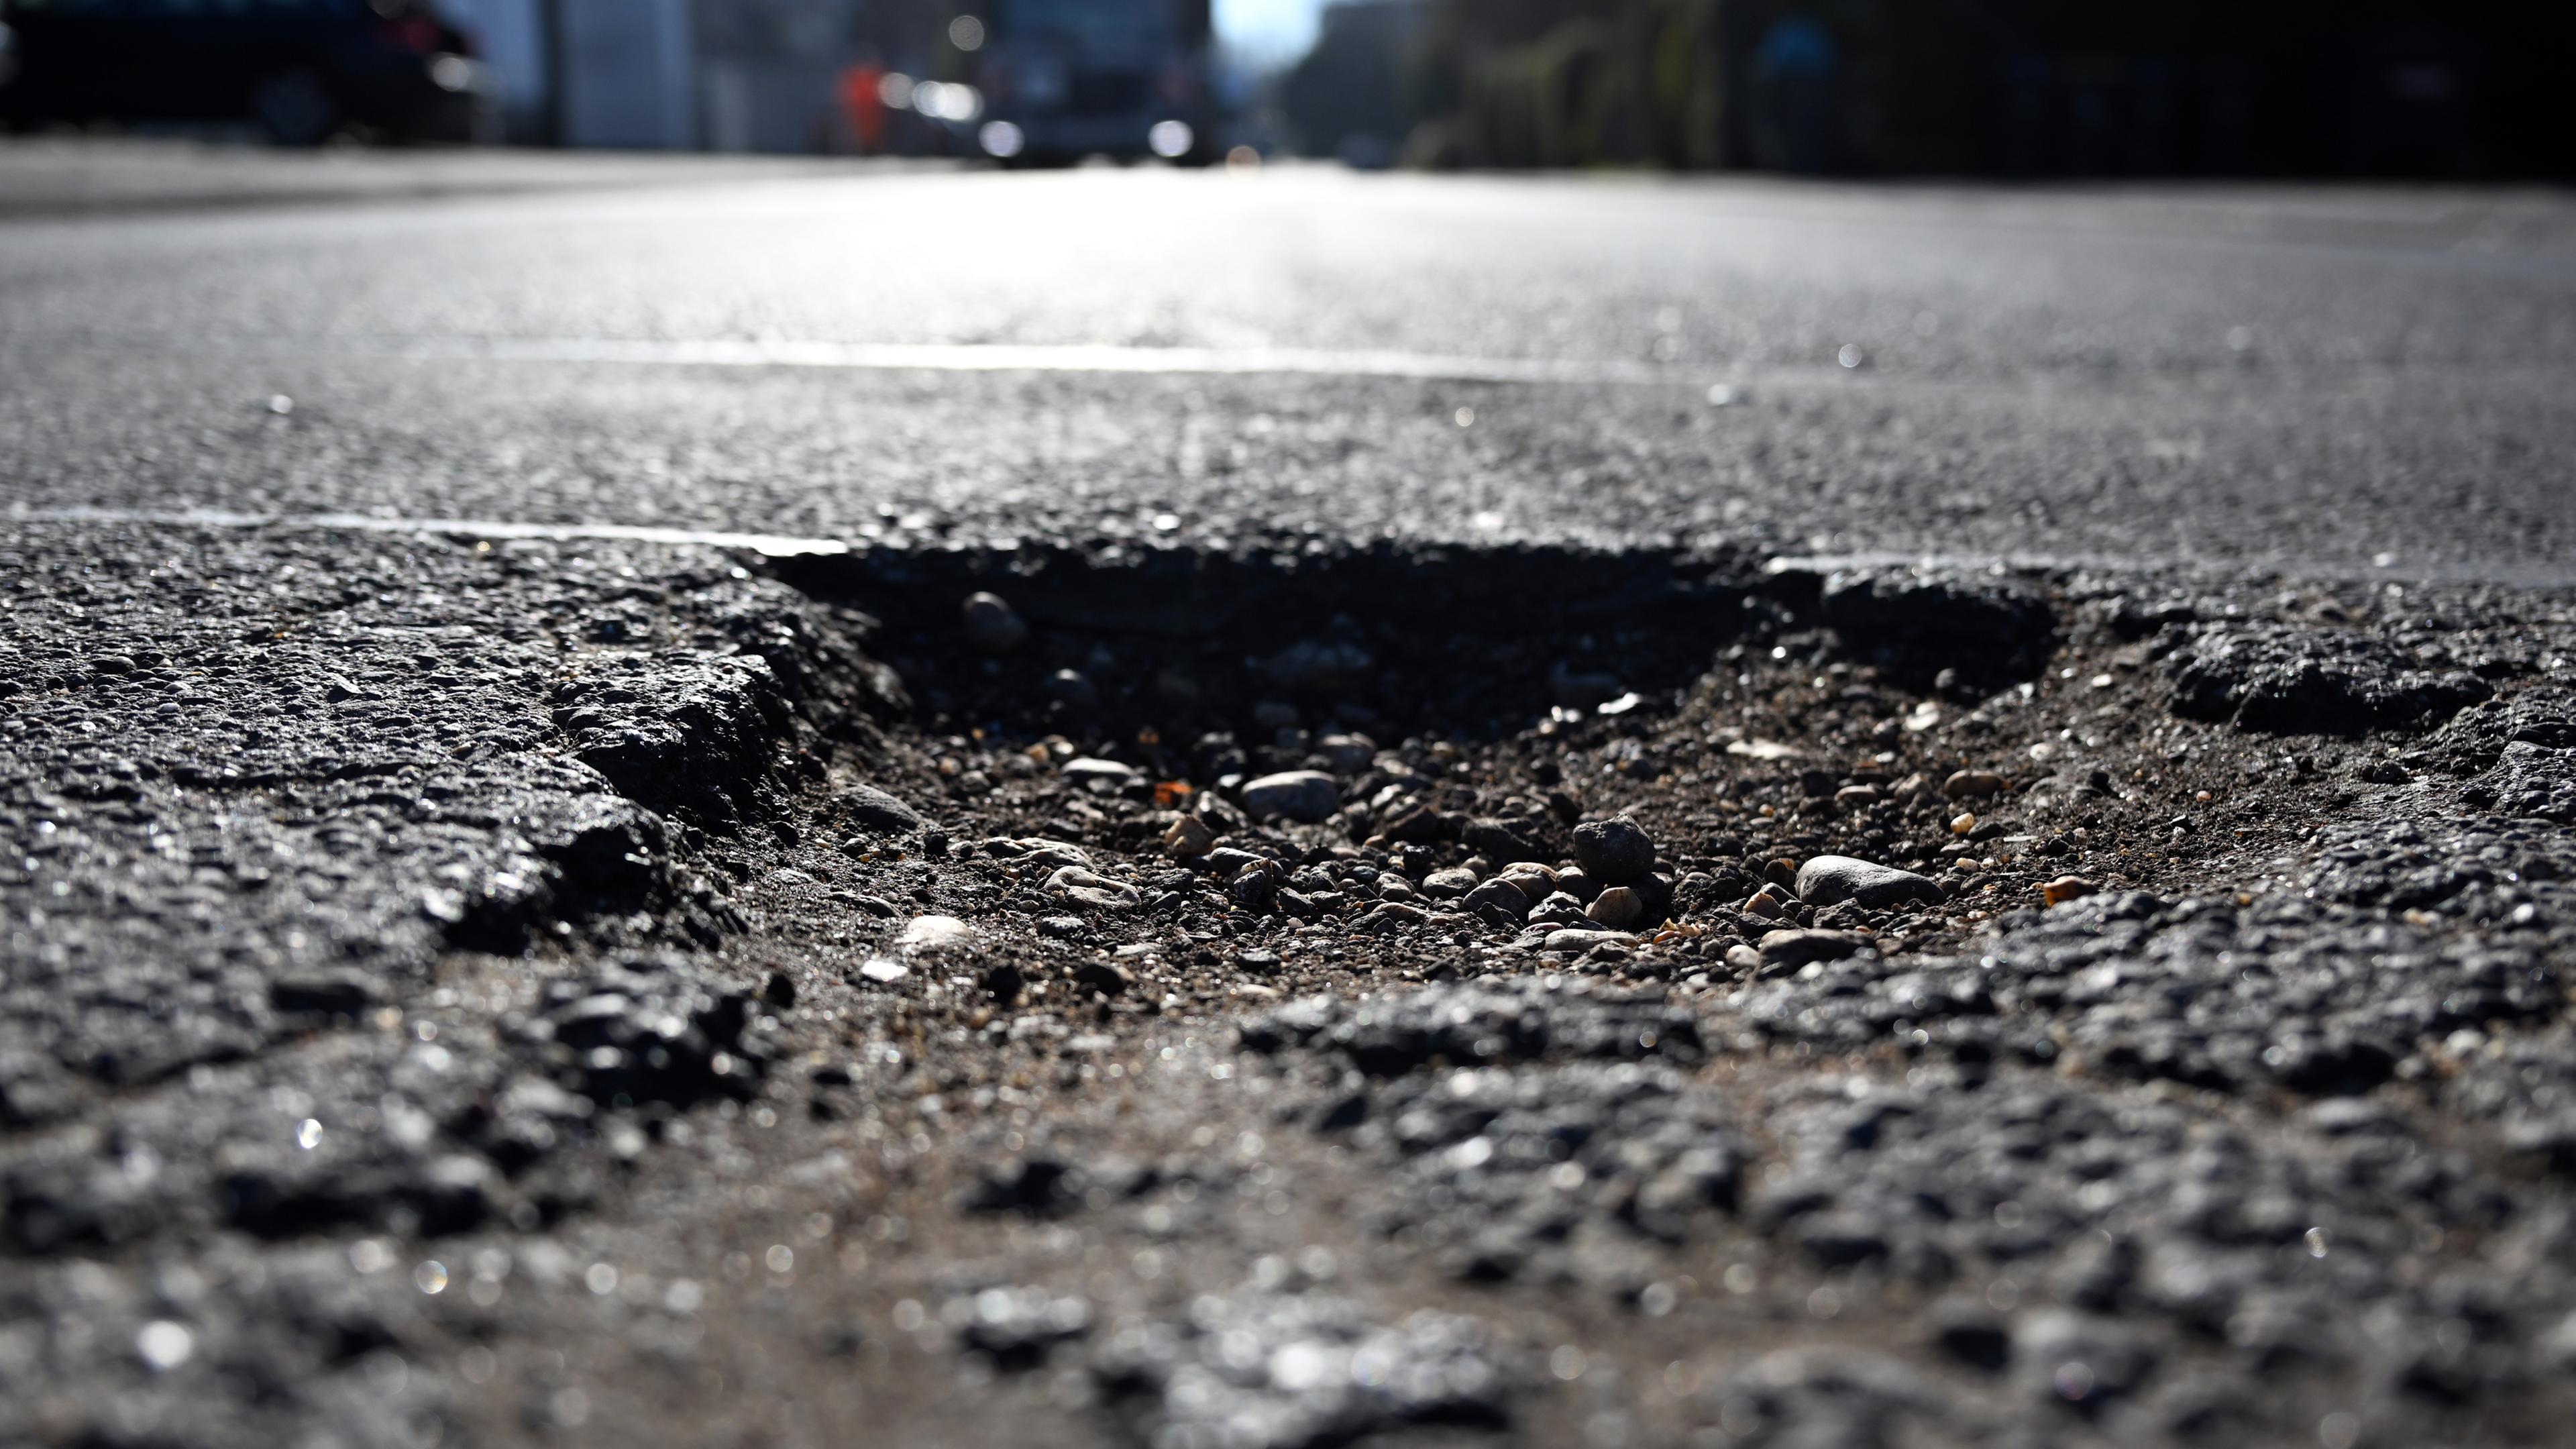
[5,507,850,557]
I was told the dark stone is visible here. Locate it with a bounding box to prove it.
[842,784,924,833]
[1572,816,1656,883]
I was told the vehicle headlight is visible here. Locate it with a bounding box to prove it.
[979,120,1024,159]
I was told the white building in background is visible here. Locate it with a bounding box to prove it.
[558,0,696,147]
[431,0,547,133]
[427,0,693,148]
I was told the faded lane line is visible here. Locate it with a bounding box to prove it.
[178,336,1740,389]
[5,507,851,558]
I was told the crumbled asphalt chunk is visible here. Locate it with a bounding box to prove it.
[551,653,799,826]
[519,955,776,1111]
[1091,1289,1519,1446]
[2163,622,2494,733]
[1815,564,2055,684]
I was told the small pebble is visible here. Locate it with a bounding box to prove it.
[1586,885,1644,929]
[961,592,1028,655]
[1462,878,1532,926]
[2040,876,2099,907]
[1314,734,1377,772]
[1240,770,1338,824]
[1162,816,1216,859]
[1061,757,1138,786]
[1230,860,1281,908]
[1942,769,2010,799]
[1421,867,1481,899]
[841,784,924,834]
[1794,855,1945,910]
[1041,669,1099,711]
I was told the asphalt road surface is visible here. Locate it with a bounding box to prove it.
[4,146,2576,1449]
[5,148,2575,578]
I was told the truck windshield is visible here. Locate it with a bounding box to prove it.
[995,0,1174,48]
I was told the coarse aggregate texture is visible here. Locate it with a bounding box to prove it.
[0,509,2571,1448]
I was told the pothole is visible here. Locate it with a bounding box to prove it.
[767,543,2149,979]
[751,544,2568,988]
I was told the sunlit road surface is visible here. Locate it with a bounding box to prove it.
[3,146,2575,576]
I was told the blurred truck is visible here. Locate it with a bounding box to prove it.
[960,0,1218,166]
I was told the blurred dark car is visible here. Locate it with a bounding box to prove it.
[969,0,1218,166]
[0,0,491,145]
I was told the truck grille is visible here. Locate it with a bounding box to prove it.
[1063,70,1149,117]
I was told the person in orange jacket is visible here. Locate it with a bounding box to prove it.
[839,62,888,154]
